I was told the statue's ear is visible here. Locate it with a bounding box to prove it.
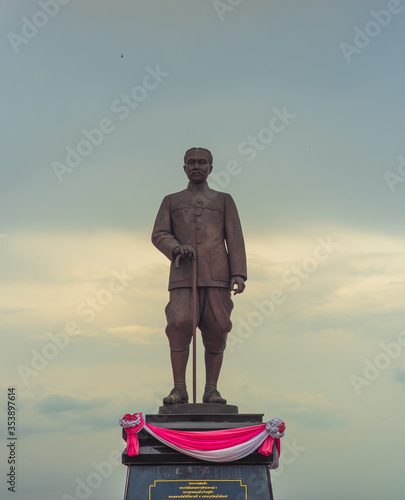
[183,164,186,173]
[209,165,213,174]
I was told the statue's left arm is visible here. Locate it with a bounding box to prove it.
[224,194,247,292]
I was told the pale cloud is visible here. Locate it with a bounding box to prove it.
[104,324,164,344]
[241,229,405,335]
[36,394,110,413]
[226,374,343,429]
[0,229,153,284]
[393,367,405,386]
[0,229,168,334]
[0,384,156,438]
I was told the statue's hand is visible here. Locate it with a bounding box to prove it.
[173,245,196,266]
[230,276,245,295]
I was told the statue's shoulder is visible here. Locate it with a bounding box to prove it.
[207,188,234,203]
[166,189,188,201]
[206,186,229,198]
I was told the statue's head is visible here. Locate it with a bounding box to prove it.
[183,147,213,184]
[184,147,213,166]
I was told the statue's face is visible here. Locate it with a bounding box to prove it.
[183,151,213,184]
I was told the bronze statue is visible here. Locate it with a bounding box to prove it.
[152,147,247,405]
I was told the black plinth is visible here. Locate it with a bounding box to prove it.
[122,407,276,499]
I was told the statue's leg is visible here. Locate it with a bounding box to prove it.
[202,350,227,404]
[200,288,233,404]
[163,288,196,405]
[204,350,223,391]
[170,346,189,392]
[163,347,190,405]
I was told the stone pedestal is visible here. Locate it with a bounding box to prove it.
[122,406,276,499]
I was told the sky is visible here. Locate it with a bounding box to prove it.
[1,0,405,499]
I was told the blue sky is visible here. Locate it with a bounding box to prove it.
[1,1,405,499]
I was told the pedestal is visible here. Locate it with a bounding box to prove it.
[122,405,276,499]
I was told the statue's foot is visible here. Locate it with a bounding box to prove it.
[163,387,189,405]
[202,389,227,404]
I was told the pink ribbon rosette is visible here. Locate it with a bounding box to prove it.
[258,418,286,457]
[119,412,145,456]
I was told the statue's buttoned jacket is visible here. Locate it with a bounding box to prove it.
[152,183,247,290]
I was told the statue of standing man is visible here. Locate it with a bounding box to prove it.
[152,147,247,405]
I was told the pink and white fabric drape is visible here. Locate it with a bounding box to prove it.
[119,412,285,463]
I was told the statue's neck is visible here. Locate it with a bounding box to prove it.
[187,181,209,193]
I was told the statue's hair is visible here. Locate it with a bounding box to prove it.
[184,147,213,166]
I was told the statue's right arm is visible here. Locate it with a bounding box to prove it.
[151,195,181,261]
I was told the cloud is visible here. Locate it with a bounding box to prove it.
[104,324,165,344]
[15,390,140,436]
[35,394,110,413]
[393,368,405,387]
[229,375,344,429]
[240,230,405,339]
[0,306,36,314]
[275,392,347,429]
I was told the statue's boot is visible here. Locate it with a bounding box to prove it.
[202,388,227,404]
[163,387,189,405]
[163,347,189,405]
[202,350,227,404]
